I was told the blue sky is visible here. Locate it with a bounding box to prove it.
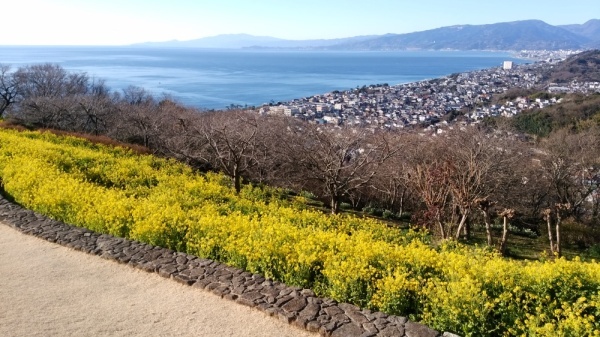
[3,0,597,45]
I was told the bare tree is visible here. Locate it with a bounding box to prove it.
[6,64,100,130]
[278,124,395,214]
[406,128,524,241]
[475,198,496,246]
[539,129,600,220]
[410,159,453,238]
[542,208,555,255]
[152,102,207,164]
[14,63,88,99]
[554,202,571,257]
[441,129,512,240]
[75,94,118,135]
[370,133,416,217]
[541,204,569,258]
[200,111,263,194]
[498,208,515,256]
[0,64,19,117]
[121,85,155,106]
[114,90,164,148]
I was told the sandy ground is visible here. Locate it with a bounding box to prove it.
[0,223,316,337]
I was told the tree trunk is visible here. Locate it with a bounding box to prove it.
[331,197,340,215]
[233,169,241,194]
[547,215,555,255]
[436,211,446,239]
[437,220,446,240]
[462,217,469,238]
[482,210,492,246]
[398,190,405,218]
[455,210,469,240]
[555,213,562,258]
[500,216,509,256]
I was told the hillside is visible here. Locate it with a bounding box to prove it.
[541,49,600,83]
[2,128,600,336]
[504,93,600,137]
[488,51,600,136]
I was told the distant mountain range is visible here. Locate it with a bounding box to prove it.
[136,34,378,49]
[135,19,600,51]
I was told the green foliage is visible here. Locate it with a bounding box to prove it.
[512,110,553,137]
[585,244,600,260]
[508,93,600,137]
[339,202,353,210]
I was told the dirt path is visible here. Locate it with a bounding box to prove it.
[0,223,316,337]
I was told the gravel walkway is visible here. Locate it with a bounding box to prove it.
[0,223,316,337]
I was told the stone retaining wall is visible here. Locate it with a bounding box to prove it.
[0,196,458,337]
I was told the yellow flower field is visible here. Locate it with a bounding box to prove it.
[0,128,598,336]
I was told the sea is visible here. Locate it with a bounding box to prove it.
[0,47,527,110]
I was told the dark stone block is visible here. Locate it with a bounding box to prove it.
[346,310,368,324]
[379,325,405,337]
[278,310,296,324]
[175,255,188,265]
[405,322,440,337]
[158,265,178,278]
[373,317,389,329]
[307,297,323,305]
[306,320,322,333]
[265,307,282,317]
[240,291,264,301]
[274,295,294,307]
[362,322,378,334]
[319,321,339,337]
[331,323,365,337]
[205,282,221,291]
[236,297,257,308]
[298,303,321,320]
[332,313,351,324]
[279,288,293,296]
[317,315,331,325]
[256,302,272,312]
[223,293,238,301]
[324,306,345,317]
[339,303,360,313]
[359,333,376,337]
[193,278,212,289]
[300,289,316,297]
[211,285,230,297]
[259,286,280,298]
[282,296,307,313]
[293,316,310,329]
[387,315,409,326]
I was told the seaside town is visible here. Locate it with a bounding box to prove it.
[257,50,600,132]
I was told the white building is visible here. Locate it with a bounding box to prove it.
[503,61,513,70]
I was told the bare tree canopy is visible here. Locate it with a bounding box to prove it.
[0,64,19,117]
[276,123,395,213]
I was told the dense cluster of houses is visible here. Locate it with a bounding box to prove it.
[257,52,599,130]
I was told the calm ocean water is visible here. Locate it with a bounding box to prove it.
[0,47,525,109]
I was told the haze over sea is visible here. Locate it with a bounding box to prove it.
[0,47,525,110]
